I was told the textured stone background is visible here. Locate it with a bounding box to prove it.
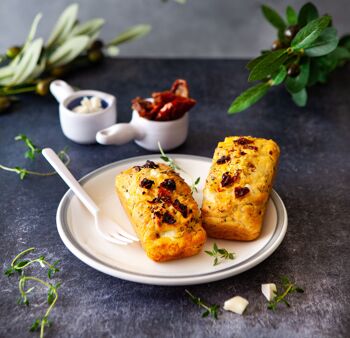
[0,59,349,337]
[0,0,349,57]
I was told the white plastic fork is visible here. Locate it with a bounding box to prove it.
[42,148,139,245]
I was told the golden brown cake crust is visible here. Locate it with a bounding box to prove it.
[201,136,280,241]
[115,161,206,262]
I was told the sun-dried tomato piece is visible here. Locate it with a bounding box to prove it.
[173,199,188,218]
[170,79,189,98]
[221,171,240,187]
[152,91,177,106]
[155,97,196,121]
[131,97,155,119]
[234,137,254,145]
[235,187,250,198]
[162,212,176,224]
[216,155,230,164]
[160,179,176,191]
[140,178,154,189]
[142,160,159,169]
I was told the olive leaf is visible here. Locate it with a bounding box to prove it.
[305,27,339,57]
[47,3,79,47]
[228,82,270,114]
[271,66,287,85]
[48,35,90,67]
[285,61,310,93]
[248,49,288,82]
[262,5,286,31]
[0,65,14,85]
[291,16,331,50]
[286,6,297,25]
[339,35,350,51]
[298,2,319,27]
[291,88,308,106]
[107,24,151,46]
[11,38,43,85]
[246,53,269,71]
[69,18,105,38]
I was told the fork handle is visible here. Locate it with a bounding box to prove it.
[42,148,99,217]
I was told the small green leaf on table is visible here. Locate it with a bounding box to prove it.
[271,66,287,86]
[108,24,151,46]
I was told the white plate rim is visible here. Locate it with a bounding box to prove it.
[56,154,288,286]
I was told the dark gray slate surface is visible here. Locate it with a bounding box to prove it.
[0,59,349,338]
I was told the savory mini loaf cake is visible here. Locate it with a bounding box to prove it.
[202,136,280,241]
[115,161,206,262]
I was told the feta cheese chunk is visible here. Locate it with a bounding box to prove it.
[261,283,277,301]
[223,296,249,315]
[73,96,103,114]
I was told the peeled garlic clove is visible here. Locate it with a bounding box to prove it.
[73,105,89,114]
[223,296,249,315]
[261,283,277,301]
[90,96,102,111]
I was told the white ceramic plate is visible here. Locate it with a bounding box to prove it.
[57,155,287,286]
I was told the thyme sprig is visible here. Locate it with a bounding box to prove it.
[185,289,219,319]
[158,141,182,171]
[205,243,235,266]
[157,142,201,193]
[4,247,61,338]
[190,177,200,193]
[0,134,70,179]
[267,276,304,310]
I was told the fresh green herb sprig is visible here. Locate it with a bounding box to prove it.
[157,142,201,194]
[15,133,42,160]
[267,276,304,311]
[205,243,235,266]
[228,2,350,113]
[4,247,61,338]
[185,289,220,319]
[190,177,200,193]
[158,141,182,171]
[0,3,150,113]
[0,134,70,180]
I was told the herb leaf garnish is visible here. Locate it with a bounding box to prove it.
[185,289,219,319]
[4,247,61,338]
[205,243,235,266]
[267,276,304,311]
[0,134,70,180]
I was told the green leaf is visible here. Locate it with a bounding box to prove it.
[69,18,105,38]
[248,49,288,82]
[291,89,308,106]
[305,27,339,57]
[285,61,310,93]
[25,13,43,46]
[108,24,151,46]
[286,6,298,25]
[298,2,319,27]
[48,35,90,67]
[291,16,331,50]
[271,66,287,85]
[228,82,270,114]
[261,5,286,31]
[246,53,270,71]
[11,38,43,85]
[47,3,79,47]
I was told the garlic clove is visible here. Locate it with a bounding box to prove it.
[261,283,277,301]
[223,296,249,315]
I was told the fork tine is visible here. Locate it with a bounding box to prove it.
[113,224,139,242]
[109,232,134,244]
[97,229,128,245]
